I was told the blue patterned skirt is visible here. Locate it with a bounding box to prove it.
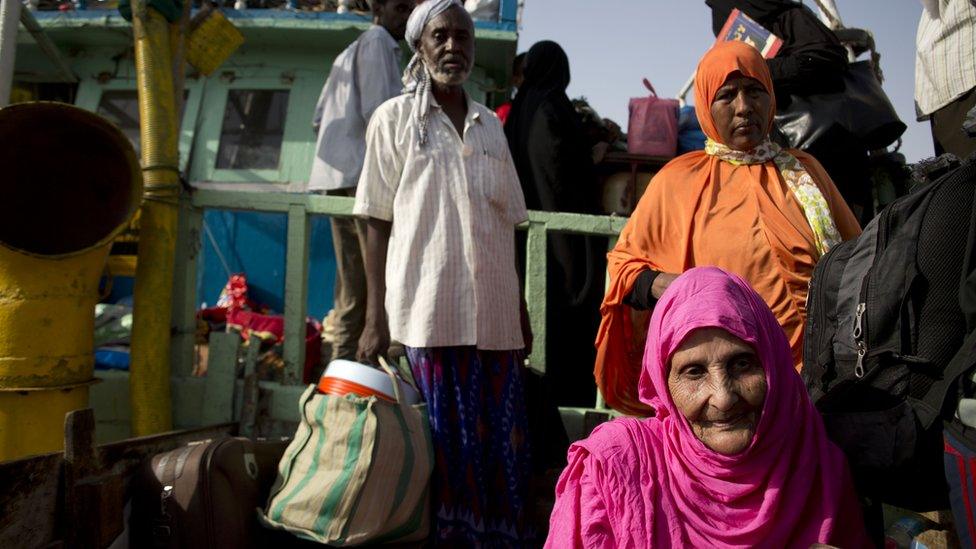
[404,346,535,547]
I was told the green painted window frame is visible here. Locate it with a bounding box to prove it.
[74,76,205,174]
[191,77,310,184]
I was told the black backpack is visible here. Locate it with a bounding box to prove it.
[803,155,976,510]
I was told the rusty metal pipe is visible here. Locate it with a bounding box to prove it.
[127,2,181,436]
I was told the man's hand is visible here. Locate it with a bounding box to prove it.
[357,319,390,365]
[359,217,392,364]
[519,299,534,357]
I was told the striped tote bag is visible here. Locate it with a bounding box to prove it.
[259,373,432,545]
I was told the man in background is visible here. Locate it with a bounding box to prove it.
[309,0,414,362]
[916,0,976,159]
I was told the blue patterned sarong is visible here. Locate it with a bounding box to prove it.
[404,346,535,547]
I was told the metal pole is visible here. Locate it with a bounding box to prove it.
[0,0,22,107]
[676,70,696,107]
[19,8,78,83]
[812,0,844,30]
[128,0,181,436]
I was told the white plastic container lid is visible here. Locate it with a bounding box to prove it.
[322,359,420,405]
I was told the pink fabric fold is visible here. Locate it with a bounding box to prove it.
[546,267,870,548]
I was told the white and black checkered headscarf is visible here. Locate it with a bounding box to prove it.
[402,0,464,146]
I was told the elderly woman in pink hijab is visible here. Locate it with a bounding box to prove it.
[546,267,870,548]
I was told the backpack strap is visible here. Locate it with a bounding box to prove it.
[915,329,976,429]
[960,160,976,332]
[915,159,976,428]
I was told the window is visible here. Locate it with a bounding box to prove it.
[96,89,189,158]
[215,89,290,170]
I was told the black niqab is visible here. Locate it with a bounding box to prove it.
[504,40,574,195]
[505,40,605,418]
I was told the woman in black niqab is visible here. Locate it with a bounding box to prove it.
[506,40,589,215]
[505,40,597,308]
[504,41,603,474]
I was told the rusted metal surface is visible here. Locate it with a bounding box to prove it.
[0,452,64,548]
[0,413,237,548]
[65,409,124,548]
[240,335,262,438]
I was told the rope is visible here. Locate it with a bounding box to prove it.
[203,218,233,280]
[141,163,182,204]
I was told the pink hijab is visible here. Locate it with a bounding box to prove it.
[546,267,870,548]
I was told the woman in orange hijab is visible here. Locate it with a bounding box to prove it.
[596,40,861,415]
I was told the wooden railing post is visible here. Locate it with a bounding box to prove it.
[283,202,310,385]
[171,199,203,379]
[525,221,547,375]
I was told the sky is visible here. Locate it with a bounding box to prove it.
[517,0,933,163]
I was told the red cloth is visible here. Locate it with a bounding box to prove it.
[495,102,512,125]
[199,275,323,382]
[226,309,322,383]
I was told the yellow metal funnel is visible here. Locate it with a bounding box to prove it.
[0,102,142,461]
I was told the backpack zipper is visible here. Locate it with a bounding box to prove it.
[852,204,895,379]
[853,302,866,378]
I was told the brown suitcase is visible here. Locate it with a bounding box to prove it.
[131,436,289,548]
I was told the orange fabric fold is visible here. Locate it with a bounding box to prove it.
[594,41,861,415]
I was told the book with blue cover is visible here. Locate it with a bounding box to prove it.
[716,8,784,59]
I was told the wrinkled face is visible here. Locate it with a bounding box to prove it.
[667,328,767,455]
[709,73,771,151]
[374,0,414,41]
[418,6,475,88]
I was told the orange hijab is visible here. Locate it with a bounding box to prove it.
[594,41,860,415]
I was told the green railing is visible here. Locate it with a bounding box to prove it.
[168,190,626,427]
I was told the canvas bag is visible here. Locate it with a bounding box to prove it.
[260,360,433,546]
[627,79,679,158]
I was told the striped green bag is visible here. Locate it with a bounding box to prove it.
[259,363,433,545]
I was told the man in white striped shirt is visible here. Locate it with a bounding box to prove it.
[308,0,414,362]
[353,1,536,543]
[915,0,976,158]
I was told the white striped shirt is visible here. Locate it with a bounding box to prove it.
[308,25,402,191]
[915,0,976,117]
[353,93,528,350]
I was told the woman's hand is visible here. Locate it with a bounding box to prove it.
[652,272,680,299]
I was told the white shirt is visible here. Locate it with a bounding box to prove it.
[308,25,402,191]
[353,93,528,350]
[915,0,976,118]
